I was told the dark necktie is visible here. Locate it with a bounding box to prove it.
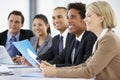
[9,36,19,58]
[72,40,80,63]
[59,36,63,54]
[74,40,80,57]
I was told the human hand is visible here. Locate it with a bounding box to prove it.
[21,57,32,66]
[40,61,57,77]
[40,60,53,67]
[12,55,22,64]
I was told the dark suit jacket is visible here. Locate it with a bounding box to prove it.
[37,33,75,61]
[0,29,34,55]
[49,31,97,67]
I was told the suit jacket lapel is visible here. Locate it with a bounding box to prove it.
[19,30,26,40]
[37,41,47,55]
[32,37,38,52]
[68,39,76,63]
[73,31,88,63]
[54,35,60,55]
[37,35,51,54]
[74,42,81,59]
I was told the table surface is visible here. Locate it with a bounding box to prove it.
[0,65,94,80]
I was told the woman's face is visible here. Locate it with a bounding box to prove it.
[32,18,48,37]
[84,9,103,32]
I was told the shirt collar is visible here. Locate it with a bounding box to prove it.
[76,31,85,42]
[7,31,20,41]
[59,29,68,39]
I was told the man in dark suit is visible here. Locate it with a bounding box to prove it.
[0,10,34,63]
[40,2,97,67]
[37,7,75,61]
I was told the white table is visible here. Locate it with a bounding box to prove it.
[0,66,94,80]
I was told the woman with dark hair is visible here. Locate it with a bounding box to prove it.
[30,14,52,55]
[23,14,52,66]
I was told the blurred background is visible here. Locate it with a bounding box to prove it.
[0,0,120,37]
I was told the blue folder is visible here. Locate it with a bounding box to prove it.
[13,39,40,67]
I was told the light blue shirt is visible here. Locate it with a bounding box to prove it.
[5,31,20,52]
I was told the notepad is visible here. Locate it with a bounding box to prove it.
[13,39,40,67]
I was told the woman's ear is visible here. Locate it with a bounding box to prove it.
[100,15,104,23]
[46,24,50,29]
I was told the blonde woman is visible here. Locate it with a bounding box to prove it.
[40,1,120,80]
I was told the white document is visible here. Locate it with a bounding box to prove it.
[0,46,14,64]
[27,48,40,65]
[1,64,30,68]
[0,65,14,75]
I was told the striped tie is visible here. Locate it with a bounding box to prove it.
[9,36,19,57]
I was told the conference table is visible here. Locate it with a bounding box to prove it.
[0,64,94,80]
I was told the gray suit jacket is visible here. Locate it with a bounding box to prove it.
[30,35,52,56]
[56,30,120,80]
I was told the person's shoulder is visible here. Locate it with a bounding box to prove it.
[29,36,38,45]
[84,31,97,41]
[51,34,59,42]
[85,31,97,37]
[0,30,8,35]
[47,35,53,41]
[47,34,52,38]
[30,36,36,40]
[53,34,60,39]
[20,29,34,35]
[67,33,75,38]
[102,30,117,40]
[20,29,33,33]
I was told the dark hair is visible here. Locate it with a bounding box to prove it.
[54,7,67,11]
[54,7,67,16]
[33,14,51,34]
[8,10,24,24]
[67,2,86,19]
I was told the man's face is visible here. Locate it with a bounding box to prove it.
[67,9,83,35]
[52,9,67,33]
[8,14,23,35]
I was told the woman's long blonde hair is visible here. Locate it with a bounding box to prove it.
[87,1,117,29]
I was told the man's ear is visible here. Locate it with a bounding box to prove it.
[21,24,24,28]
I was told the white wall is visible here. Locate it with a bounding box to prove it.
[36,0,120,37]
[0,0,30,32]
[37,0,69,37]
[0,0,120,37]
